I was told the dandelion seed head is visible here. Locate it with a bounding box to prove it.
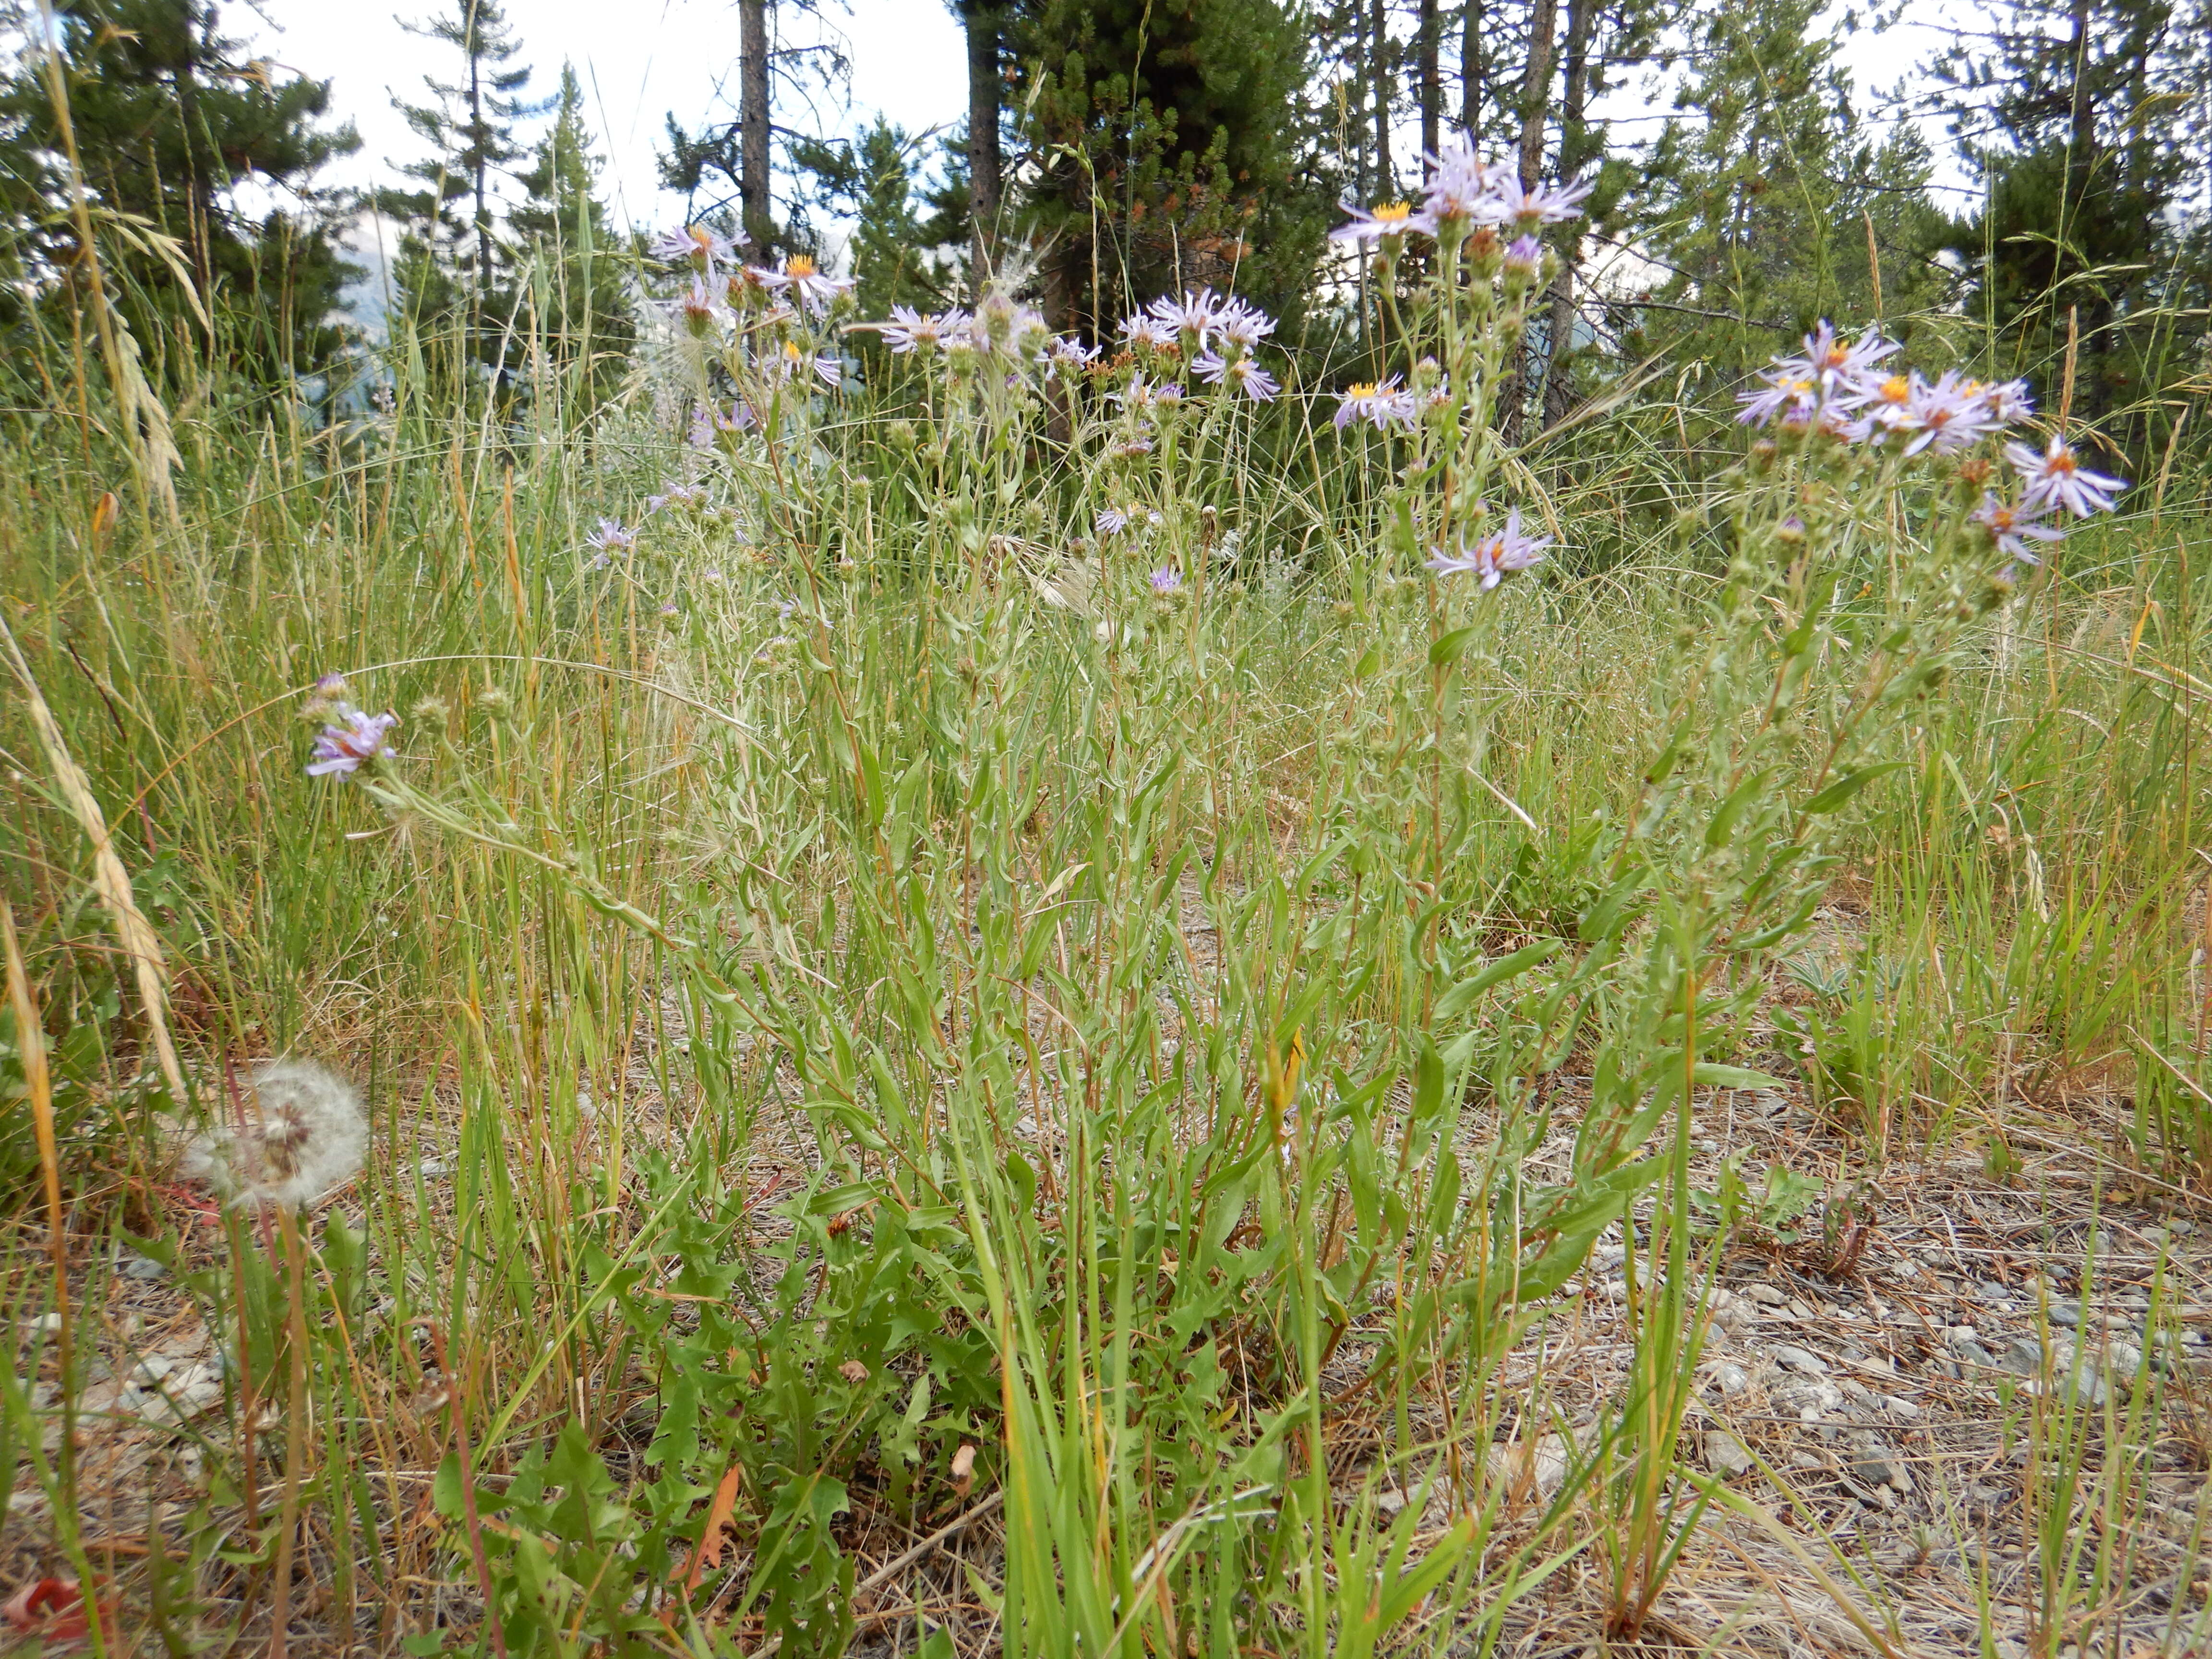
[184,1059,368,1211]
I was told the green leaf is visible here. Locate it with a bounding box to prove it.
[1430,625,1481,666]
[1434,939,1562,1020]
[1704,769,1774,849]
[1690,1062,1790,1091]
[1354,643,1382,679]
[1803,761,1905,814]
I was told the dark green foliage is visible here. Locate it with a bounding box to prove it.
[378,0,548,374]
[1930,0,2209,460]
[841,121,962,322]
[1620,0,1949,388]
[508,64,633,404]
[1011,0,1334,332]
[0,0,359,381]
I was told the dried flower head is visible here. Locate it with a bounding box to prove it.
[183,1059,368,1211]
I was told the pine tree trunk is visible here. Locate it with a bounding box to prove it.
[176,3,213,304]
[739,0,773,258]
[471,51,492,310]
[1419,0,1442,160]
[1371,0,1394,192]
[1515,0,1558,190]
[1461,0,1483,134]
[1540,0,1592,426]
[965,1,1003,289]
[1503,0,1558,441]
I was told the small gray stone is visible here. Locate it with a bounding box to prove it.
[2001,1336,2048,1377]
[1704,1360,1750,1397]
[1742,1282,1788,1307]
[1771,1343,1829,1375]
[2046,1304,2081,1327]
[1705,1432,1755,1478]
[1946,1328,1996,1367]
[119,1251,166,1282]
[1852,1453,1906,1489]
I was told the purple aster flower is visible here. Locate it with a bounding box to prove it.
[1424,508,1551,589]
[1970,492,2066,571]
[747,254,853,317]
[1502,234,1545,281]
[1212,298,1277,350]
[1193,351,1280,401]
[649,225,735,271]
[1981,378,2035,426]
[1421,140,1510,225]
[1043,335,1102,370]
[306,706,398,778]
[1110,373,1184,412]
[313,672,349,698]
[2005,435,2128,517]
[1147,288,1226,347]
[876,304,970,354]
[662,276,723,337]
[1744,326,1890,422]
[1330,197,1434,243]
[1096,506,1162,537]
[1738,373,1819,427]
[1480,175,1595,228]
[1118,313,1179,352]
[586,517,635,553]
[1334,376,1419,432]
[1897,369,2003,456]
[1839,369,1915,440]
[1150,565,1183,594]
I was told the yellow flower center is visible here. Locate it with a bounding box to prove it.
[1877,375,1909,403]
[1347,382,1379,398]
[783,341,803,361]
[786,255,817,278]
[2049,451,2077,475]
[1373,203,1413,223]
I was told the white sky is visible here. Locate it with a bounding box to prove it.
[240,0,970,233]
[234,0,1975,245]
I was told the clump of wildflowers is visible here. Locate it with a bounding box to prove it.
[183,1059,368,1210]
[1731,319,2128,576]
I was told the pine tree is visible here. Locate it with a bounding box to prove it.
[508,64,632,401]
[0,0,359,379]
[1622,0,1945,391]
[842,122,958,321]
[1012,0,1332,334]
[659,1,850,259]
[380,0,547,366]
[1929,0,2205,450]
